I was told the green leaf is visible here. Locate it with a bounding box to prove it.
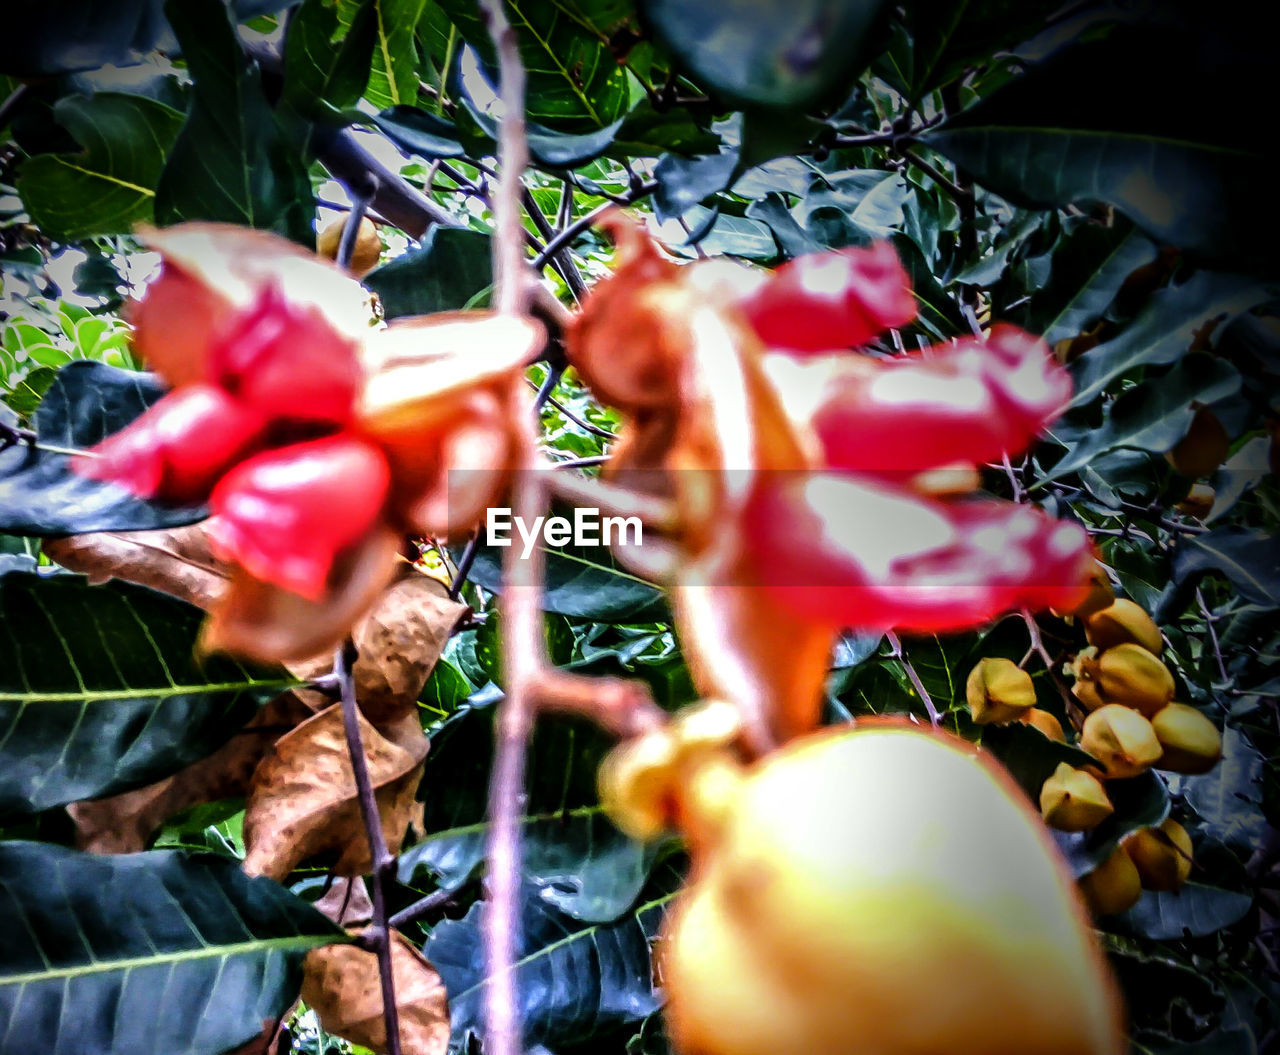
[1046,354,1241,480]
[925,21,1280,266]
[434,0,632,131]
[17,93,184,243]
[0,362,209,537]
[0,841,342,1053]
[799,169,908,246]
[466,534,665,622]
[980,721,1096,802]
[0,569,292,817]
[1116,883,1253,941]
[363,225,493,317]
[652,150,739,222]
[402,701,659,922]
[0,2,169,75]
[155,0,314,245]
[644,0,891,109]
[1065,271,1264,411]
[283,0,377,117]
[425,867,675,1051]
[370,105,469,159]
[1172,529,1280,609]
[1182,727,1268,852]
[609,99,721,159]
[362,0,429,110]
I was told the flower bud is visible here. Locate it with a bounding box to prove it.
[966,657,1037,724]
[1084,598,1163,654]
[1094,643,1175,717]
[1040,763,1114,831]
[1020,708,1066,742]
[1079,845,1142,916]
[1080,705,1162,779]
[1151,703,1222,775]
[1122,819,1193,892]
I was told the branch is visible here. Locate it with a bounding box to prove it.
[532,183,658,269]
[886,631,941,726]
[334,642,402,1055]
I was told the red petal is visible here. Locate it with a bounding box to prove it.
[813,325,1072,476]
[76,385,268,505]
[744,473,1093,633]
[128,262,229,388]
[736,242,916,355]
[208,285,362,426]
[207,435,390,600]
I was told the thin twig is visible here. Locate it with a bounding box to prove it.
[335,642,403,1055]
[449,531,481,601]
[336,183,375,270]
[389,887,459,930]
[532,183,658,269]
[533,363,565,411]
[1197,587,1230,684]
[885,631,941,726]
[527,378,617,439]
[546,453,610,469]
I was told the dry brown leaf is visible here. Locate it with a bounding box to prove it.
[301,931,449,1055]
[68,693,313,853]
[43,522,229,610]
[289,570,469,729]
[314,877,374,927]
[242,704,428,880]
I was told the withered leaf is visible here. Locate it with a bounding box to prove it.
[301,930,448,1055]
[68,693,313,854]
[313,876,374,928]
[43,521,228,611]
[242,703,428,880]
[289,570,469,730]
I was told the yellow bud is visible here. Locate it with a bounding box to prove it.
[1080,705,1163,779]
[1123,819,1193,892]
[1094,643,1175,717]
[966,657,1037,725]
[1041,763,1115,831]
[1079,845,1142,916]
[1084,599,1163,655]
[317,215,382,277]
[597,728,679,841]
[1021,708,1066,742]
[1151,703,1223,775]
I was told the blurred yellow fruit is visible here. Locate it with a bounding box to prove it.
[1084,599,1163,655]
[1022,708,1067,742]
[1151,703,1223,775]
[1175,483,1215,520]
[1166,407,1229,479]
[1079,845,1142,917]
[318,215,382,276]
[967,657,1037,725]
[1123,819,1193,892]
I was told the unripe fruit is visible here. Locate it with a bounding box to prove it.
[317,215,382,276]
[1041,763,1114,832]
[1123,819,1193,892]
[1079,845,1142,916]
[967,657,1037,724]
[1176,483,1215,520]
[1094,643,1175,717]
[1084,599,1163,655]
[1151,703,1222,775]
[662,722,1123,1055]
[1021,707,1066,742]
[1166,407,1229,478]
[1080,705,1162,778]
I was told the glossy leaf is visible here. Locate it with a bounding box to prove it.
[0,841,343,1054]
[357,0,430,111]
[0,2,170,75]
[364,226,493,318]
[1182,727,1268,851]
[17,93,184,243]
[0,362,210,537]
[1172,528,1280,609]
[401,702,659,922]
[283,0,377,117]
[155,0,314,245]
[980,720,1096,802]
[0,568,291,817]
[1116,883,1254,941]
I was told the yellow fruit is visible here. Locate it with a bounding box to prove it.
[1080,705,1162,779]
[597,727,679,840]
[967,657,1037,725]
[1166,407,1229,478]
[1123,819,1193,892]
[318,215,382,276]
[1022,708,1067,742]
[1094,643,1175,717]
[662,721,1124,1055]
[1041,763,1115,832]
[1072,677,1107,714]
[1079,845,1142,916]
[1151,703,1223,775]
[1058,561,1116,619]
[1084,599,1163,655]
[1176,483,1215,520]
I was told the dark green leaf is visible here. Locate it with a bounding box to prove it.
[0,841,342,1053]
[925,21,1280,266]
[402,702,658,922]
[800,169,908,246]
[610,99,721,159]
[419,657,474,715]
[0,570,292,817]
[652,150,739,222]
[0,362,208,537]
[2,368,57,418]
[155,0,314,245]
[1172,528,1280,608]
[0,3,169,75]
[425,869,675,1052]
[356,0,427,110]
[1115,883,1253,941]
[644,0,891,109]
[1183,727,1268,852]
[283,0,377,117]
[17,93,184,243]
[364,225,493,317]
[980,721,1097,802]
[461,101,631,167]
[371,106,469,159]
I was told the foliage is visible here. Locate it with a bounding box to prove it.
[1,1,1277,1054]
